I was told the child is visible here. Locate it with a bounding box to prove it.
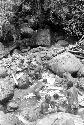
[66,81,81,114]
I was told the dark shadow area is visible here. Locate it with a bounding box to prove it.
[71,72,78,78]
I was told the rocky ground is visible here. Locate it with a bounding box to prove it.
[0,28,84,125]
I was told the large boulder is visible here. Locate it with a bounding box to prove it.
[48,52,82,77]
[0,77,14,103]
[56,40,69,47]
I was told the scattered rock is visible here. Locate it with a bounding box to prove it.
[13,81,44,102]
[56,40,69,47]
[19,105,41,123]
[7,101,19,112]
[25,107,41,122]
[54,75,63,85]
[1,30,84,125]
[33,65,42,79]
[0,77,14,103]
[28,64,42,79]
[15,113,30,125]
[63,72,78,87]
[33,80,45,94]
[20,23,34,36]
[17,73,32,89]
[48,52,82,77]
[42,72,56,85]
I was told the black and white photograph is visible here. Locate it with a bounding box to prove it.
[0,0,84,124]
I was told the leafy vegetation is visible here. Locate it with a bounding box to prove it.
[0,0,84,43]
[43,0,84,38]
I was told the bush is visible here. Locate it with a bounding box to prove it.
[1,0,84,42]
[43,0,84,38]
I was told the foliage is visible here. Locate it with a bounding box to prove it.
[43,0,84,38]
[0,0,14,37]
[0,0,84,42]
